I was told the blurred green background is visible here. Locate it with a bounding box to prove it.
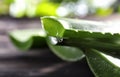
[0,0,119,18]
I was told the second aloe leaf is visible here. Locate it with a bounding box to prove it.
[9,29,84,61]
[9,29,46,50]
[86,49,120,77]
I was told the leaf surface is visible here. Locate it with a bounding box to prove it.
[42,16,120,39]
[9,29,46,50]
[9,29,85,61]
[47,37,85,61]
[41,16,120,51]
[86,49,120,77]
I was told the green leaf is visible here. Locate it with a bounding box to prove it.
[56,38,120,52]
[86,49,120,77]
[47,36,85,61]
[41,16,120,39]
[9,29,46,51]
[9,29,84,61]
[41,16,120,51]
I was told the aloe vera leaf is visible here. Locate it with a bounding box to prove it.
[85,49,120,77]
[56,38,120,51]
[9,29,46,50]
[9,29,85,61]
[41,16,120,39]
[41,16,120,52]
[47,36,85,61]
[46,37,120,59]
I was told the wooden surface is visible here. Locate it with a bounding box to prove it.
[0,17,94,77]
